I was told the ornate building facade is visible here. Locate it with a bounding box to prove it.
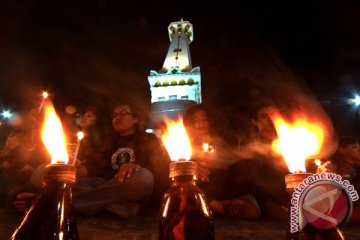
[147,20,201,129]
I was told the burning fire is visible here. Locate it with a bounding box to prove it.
[41,101,69,164]
[162,118,192,161]
[314,159,322,167]
[271,112,325,173]
[42,91,49,99]
[77,131,84,140]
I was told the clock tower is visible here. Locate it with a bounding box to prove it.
[147,20,202,130]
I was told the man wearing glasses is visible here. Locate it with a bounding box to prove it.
[73,102,170,218]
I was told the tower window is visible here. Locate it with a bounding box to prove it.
[181,96,188,100]
[154,81,161,87]
[158,97,165,101]
[179,79,186,85]
[187,78,195,85]
[169,95,177,100]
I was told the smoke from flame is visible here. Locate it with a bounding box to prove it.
[41,100,69,164]
[161,118,192,161]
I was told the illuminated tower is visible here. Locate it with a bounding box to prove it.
[148,20,201,129]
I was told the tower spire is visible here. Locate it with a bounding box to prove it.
[161,20,193,73]
[147,20,202,130]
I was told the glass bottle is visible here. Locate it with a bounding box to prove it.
[159,161,215,240]
[10,164,79,240]
[285,173,346,240]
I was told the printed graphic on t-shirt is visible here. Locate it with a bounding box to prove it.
[111,147,135,170]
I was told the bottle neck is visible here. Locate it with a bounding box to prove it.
[171,175,197,185]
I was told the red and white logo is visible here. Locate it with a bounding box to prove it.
[301,182,350,229]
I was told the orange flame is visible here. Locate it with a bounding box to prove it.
[271,112,325,173]
[161,118,192,161]
[41,101,69,164]
[77,131,84,140]
[314,159,322,167]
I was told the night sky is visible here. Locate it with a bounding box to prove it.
[1,0,360,135]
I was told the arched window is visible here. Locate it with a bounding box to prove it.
[187,78,195,85]
[154,81,161,87]
[179,79,186,85]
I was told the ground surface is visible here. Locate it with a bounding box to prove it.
[0,208,359,240]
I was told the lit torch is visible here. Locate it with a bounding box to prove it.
[161,118,196,178]
[41,100,75,183]
[202,143,214,153]
[314,159,322,168]
[10,99,78,240]
[38,91,49,113]
[162,118,191,161]
[271,111,325,190]
[72,131,84,165]
[272,112,325,174]
[41,101,69,164]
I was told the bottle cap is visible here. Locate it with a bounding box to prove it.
[284,173,312,193]
[43,164,76,184]
[169,161,197,178]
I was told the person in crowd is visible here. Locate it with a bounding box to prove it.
[0,128,34,208]
[331,136,360,178]
[72,102,171,218]
[329,136,360,222]
[183,104,261,220]
[11,105,109,213]
[73,106,110,178]
[11,108,49,212]
[231,100,289,223]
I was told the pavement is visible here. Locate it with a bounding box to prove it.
[1,207,359,239]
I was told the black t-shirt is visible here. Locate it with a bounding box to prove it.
[101,132,171,181]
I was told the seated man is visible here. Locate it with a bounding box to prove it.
[184,104,261,220]
[231,100,289,223]
[72,102,171,218]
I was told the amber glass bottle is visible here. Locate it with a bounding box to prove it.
[159,161,215,240]
[285,173,346,240]
[10,164,79,240]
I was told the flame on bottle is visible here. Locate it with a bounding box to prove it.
[161,118,192,161]
[271,111,325,173]
[41,100,69,164]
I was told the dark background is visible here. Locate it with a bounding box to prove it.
[1,0,360,136]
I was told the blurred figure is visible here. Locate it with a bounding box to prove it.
[11,108,49,212]
[330,136,360,222]
[231,100,289,223]
[0,129,33,206]
[184,104,261,220]
[72,102,171,218]
[331,136,360,178]
[74,106,110,178]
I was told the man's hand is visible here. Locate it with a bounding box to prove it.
[115,163,141,182]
